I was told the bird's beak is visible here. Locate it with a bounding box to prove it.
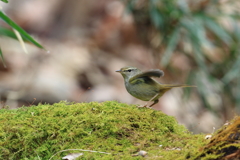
[115,70,121,73]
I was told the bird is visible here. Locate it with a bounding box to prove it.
[116,66,196,108]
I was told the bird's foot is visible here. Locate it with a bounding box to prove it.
[137,104,152,108]
[137,104,146,108]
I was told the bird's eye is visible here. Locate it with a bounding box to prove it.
[127,69,132,72]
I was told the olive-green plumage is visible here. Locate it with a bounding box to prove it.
[116,66,195,107]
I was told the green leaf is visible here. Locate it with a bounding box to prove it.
[0,11,46,50]
[222,54,240,84]
[161,28,180,66]
[180,18,208,73]
[0,47,6,68]
[149,6,163,29]
[204,16,232,45]
[0,0,8,3]
[232,21,240,41]
[125,0,135,12]
[192,43,208,73]
[0,27,28,41]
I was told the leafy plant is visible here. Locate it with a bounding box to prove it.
[0,10,45,67]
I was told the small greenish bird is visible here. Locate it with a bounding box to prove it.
[116,66,195,107]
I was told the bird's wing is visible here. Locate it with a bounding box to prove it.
[129,69,164,84]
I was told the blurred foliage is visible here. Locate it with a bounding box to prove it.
[1,11,45,49]
[0,27,27,41]
[0,10,45,67]
[0,47,5,67]
[125,0,240,112]
[0,0,8,3]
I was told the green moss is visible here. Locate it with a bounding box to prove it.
[0,101,205,159]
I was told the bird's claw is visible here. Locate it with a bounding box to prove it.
[137,105,145,108]
[137,104,152,108]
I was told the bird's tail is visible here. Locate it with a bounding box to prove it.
[161,84,196,89]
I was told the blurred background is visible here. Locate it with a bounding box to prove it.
[1,0,240,133]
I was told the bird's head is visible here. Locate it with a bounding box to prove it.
[116,66,142,80]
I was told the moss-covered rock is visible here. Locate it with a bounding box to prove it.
[0,101,205,159]
[192,116,240,160]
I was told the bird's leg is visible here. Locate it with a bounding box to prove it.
[149,99,159,107]
[138,93,159,108]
